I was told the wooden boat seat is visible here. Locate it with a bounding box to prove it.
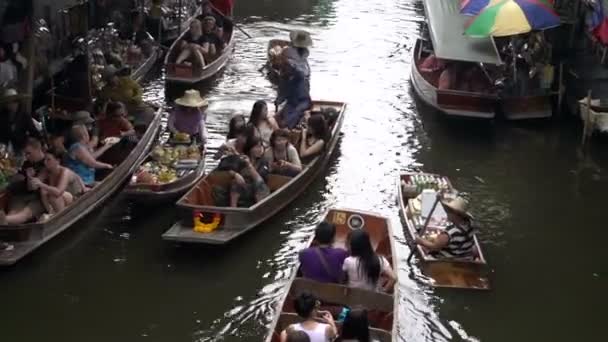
[267,174,292,192]
[290,278,393,313]
[275,313,392,342]
[184,171,233,205]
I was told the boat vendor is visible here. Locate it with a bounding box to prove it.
[0,89,41,154]
[414,195,476,259]
[168,89,208,145]
[98,65,152,117]
[275,30,312,129]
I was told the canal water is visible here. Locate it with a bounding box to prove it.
[1,0,605,341]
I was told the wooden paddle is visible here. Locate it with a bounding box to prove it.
[207,2,253,39]
[407,192,441,263]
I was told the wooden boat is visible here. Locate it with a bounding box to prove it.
[265,208,397,342]
[164,18,236,84]
[397,172,490,290]
[0,106,163,266]
[123,143,206,204]
[162,101,346,244]
[266,39,289,82]
[411,39,498,119]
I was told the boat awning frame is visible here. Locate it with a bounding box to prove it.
[422,0,503,65]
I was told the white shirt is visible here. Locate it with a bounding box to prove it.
[342,255,391,292]
[291,322,330,342]
[0,60,17,87]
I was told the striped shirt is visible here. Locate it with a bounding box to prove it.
[434,221,475,259]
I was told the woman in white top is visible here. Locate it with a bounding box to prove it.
[342,230,397,292]
[264,128,302,176]
[280,292,337,342]
[248,100,278,147]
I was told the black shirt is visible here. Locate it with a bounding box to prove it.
[202,33,223,49]
[182,32,206,45]
[0,110,41,153]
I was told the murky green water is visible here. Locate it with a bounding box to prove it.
[1,0,606,341]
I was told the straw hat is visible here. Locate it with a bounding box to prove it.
[0,88,22,103]
[71,110,95,125]
[289,30,313,48]
[175,89,208,108]
[440,196,472,219]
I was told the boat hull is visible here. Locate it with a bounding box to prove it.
[501,94,553,120]
[162,101,346,244]
[397,172,491,290]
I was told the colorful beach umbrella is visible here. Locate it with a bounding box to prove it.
[464,0,561,37]
[460,0,554,16]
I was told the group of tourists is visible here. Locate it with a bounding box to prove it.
[175,1,230,67]
[278,222,397,342]
[0,60,155,251]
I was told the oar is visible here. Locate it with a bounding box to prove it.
[207,2,252,39]
[407,193,441,263]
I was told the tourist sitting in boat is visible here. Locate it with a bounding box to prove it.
[298,221,348,283]
[227,114,247,139]
[339,308,372,342]
[71,110,99,149]
[200,16,226,61]
[198,1,225,38]
[214,122,251,159]
[300,115,328,159]
[98,102,135,140]
[438,63,457,90]
[227,136,270,207]
[248,100,279,147]
[65,124,115,186]
[343,230,396,292]
[0,138,46,225]
[98,65,146,115]
[279,292,338,342]
[275,30,312,129]
[0,89,41,154]
[415,195,476,259]
[34,150,86,219]
[265,129,302,177]
[168,89,208,145]
[176,19,206,66]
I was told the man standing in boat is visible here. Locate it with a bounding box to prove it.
[415,195,476,260]
[275,30,312,129]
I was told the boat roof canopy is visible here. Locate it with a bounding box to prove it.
[423,0,502,65]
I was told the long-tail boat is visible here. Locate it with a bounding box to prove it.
[397,172,490,290]
[265,208,397,342]
[162,101,346,244]
[164,15,235,84]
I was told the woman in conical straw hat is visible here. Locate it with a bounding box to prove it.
[275,30,313,129]
[168,89,209,144]
[414,194,477,260]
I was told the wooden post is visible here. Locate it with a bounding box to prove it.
[582,90,592,146]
